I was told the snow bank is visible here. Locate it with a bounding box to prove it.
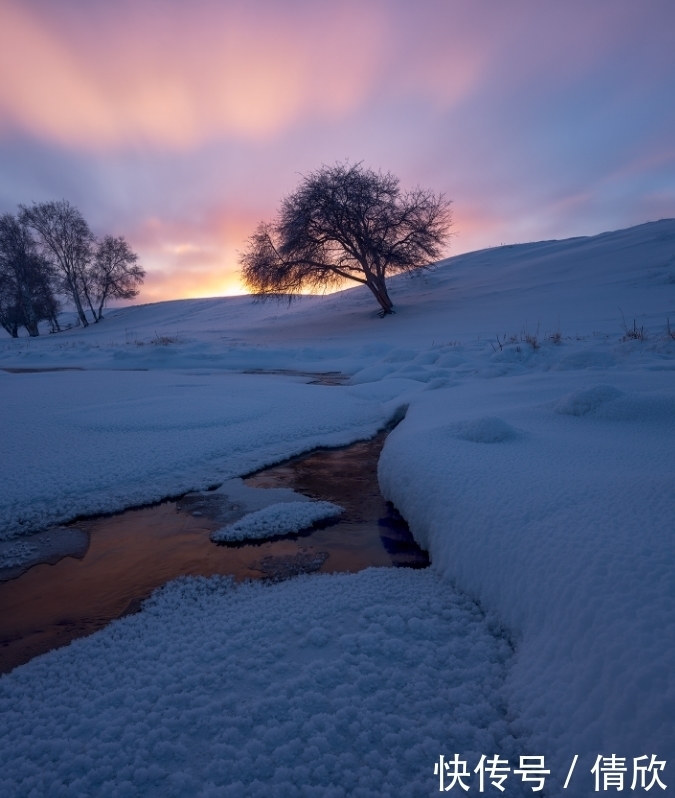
[212,501,343,542]
[0,569,519,797]
[453,416,519,443]
[378,369,675,780]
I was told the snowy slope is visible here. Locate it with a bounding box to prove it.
[1,218,673,371]
[0,219,674,796]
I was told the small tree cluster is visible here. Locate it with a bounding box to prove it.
[0,200,145,337]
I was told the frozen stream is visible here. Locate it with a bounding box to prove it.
[0,431,428,674]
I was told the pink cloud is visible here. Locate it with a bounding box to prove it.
[0,1,387,150]
[1,1,672,304]
[124,205,265,302]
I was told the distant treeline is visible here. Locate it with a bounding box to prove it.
[0,200,145,337]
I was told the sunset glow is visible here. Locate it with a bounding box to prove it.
[1,0,673,303]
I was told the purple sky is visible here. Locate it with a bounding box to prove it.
[1,0,673,303]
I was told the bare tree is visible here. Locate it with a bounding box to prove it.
[90,235,145,319]
[0,214,39,336]
[32,264,62,333]
[0,213,58,337]
[240,162,452,316]
[19,200,94,327]
[0,268,21,337]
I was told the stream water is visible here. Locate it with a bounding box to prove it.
[0,431,428,674]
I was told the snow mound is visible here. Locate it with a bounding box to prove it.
[349,363,399,384]
[454,416,519,443]
[383,348,418,363]
[436,353,468,368]
[211,500,343,542]
[554,384,624,416]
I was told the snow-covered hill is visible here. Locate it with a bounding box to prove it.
[2,218,674,371]
[1,219,674,797]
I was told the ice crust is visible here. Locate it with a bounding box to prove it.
[1,220,674,795]
[211,500,343,542]
[0,526,90,581]
[0,540,37,568]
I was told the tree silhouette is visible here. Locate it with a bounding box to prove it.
[90,235,145,320]
[19,200,94,327]
[240,162,452,316]
[0,213,59,337]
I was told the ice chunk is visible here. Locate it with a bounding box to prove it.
[211,500,343,542]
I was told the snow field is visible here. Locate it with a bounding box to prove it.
[0,371,390,541]
[0,569,522,798]
[211,501,344,542]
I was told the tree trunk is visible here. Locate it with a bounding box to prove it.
[81,278,99,323]
[0,319,19,337]
[366,276,394,316]
[18,286,40,337]
[86,293,99,322]
[97,287,109,321]
[67,274,89,327]
[20,300,40,336]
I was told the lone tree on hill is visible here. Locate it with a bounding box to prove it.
[240,162,452,316]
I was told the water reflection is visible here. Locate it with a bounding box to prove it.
[0,431,427,674]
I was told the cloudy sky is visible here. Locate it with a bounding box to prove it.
[1,0,673,303]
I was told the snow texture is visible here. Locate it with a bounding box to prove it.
[180,478,314,527]
[0,540,37,568]
[553,383,623,415]
[0,570,521,798]
[1,219,674,796]
[211,501,344,542]
[378,370,675,780]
